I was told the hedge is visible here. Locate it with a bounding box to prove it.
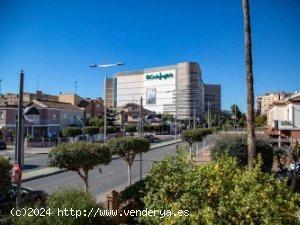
[210,133,274,172]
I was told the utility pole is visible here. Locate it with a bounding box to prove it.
[75,81,78,95]
[16,71,24,208]
[193,101,196,129]
[104,68,107,142]
[207,101,211,129]
[139,97,143,180]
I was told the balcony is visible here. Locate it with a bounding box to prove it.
[276,120,298,130]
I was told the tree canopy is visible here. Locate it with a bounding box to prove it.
[141,152,300,225]
[49,142,111,192]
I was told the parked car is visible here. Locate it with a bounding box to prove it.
[0,140,7,150]
[0,186,47,214]
[144,135,155,143]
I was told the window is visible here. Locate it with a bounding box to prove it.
[53,114,57,120]
[0,111,3,120]
[146,88,156,104]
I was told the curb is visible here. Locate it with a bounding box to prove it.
[22,168,67,182]
[22,139,182,182]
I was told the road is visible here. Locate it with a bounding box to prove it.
[22,135,214,201]
[0,150,49,172]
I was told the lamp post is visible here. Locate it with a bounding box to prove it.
[14,71,40,208]
[89,62,124,142]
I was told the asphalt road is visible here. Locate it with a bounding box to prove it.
[0,135,177,172]
[0,150,49,172]
[22,135,214,201]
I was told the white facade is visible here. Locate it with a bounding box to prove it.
[116,62,207,119]
[267,100,300,130]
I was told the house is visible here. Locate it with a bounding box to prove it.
[77,98,105,122]
[266,94,300,144]
[119,103,153,125]
[0,99,83,139]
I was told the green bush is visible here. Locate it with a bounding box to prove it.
[181,128,212,146]
[100,126,115,134]
[83,126,99,135]
[0,156,11,196]
[88,117,104,128]
[12,188,110,225]
[62,127,82,138]
[119,177,149,204]
[124,124,137,136]
[140,152,300,225]
[210,133,274,172]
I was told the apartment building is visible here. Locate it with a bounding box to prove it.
[204,84,221,113]
[256,92,293,115]
[267,94,300,142]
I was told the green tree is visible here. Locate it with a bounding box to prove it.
[140,152,300,225]
[181,128,211,158]
[210,133,273,172]
[100,126,115,134]
[242,0,256,168]
[12,188,110,225]
[255,114,267,127]
[108,137,150,186]
[0,156,11,196]
[161,112,174,122]
[230,104,242,120]
[124,124,137,136]
[88,117,104,128]
[49,143,111,192]
[62,127,82,142]
[291,141,300,189]
[83,126,99,135]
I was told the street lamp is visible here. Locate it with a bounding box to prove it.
[14,71,40,208]
[89,62,124,142]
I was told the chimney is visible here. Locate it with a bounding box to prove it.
[36,91,42,100]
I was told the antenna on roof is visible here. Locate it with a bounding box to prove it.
[75,81,78,95]
[36,74,39,92]
[0,79,2,96]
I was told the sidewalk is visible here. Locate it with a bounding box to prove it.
[22,138,182,182]
[22,167,67,182]
[23,138,182,155]
[195,144,212,165]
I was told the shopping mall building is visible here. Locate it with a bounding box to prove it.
[107,62,221,120]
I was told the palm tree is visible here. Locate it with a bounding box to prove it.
[242,0,256,168]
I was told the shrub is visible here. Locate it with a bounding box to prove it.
[0,156,11,196]
[88,117,104,128]
[124,124,137,136]
[12,188,110,225]
[108,137,150,186]
[62,127,82,139]
[140,152,300,225]
[119,176,149,204]
[100,126,115,134]
[181,128,212,158]
[83,126,99,135]
[210,133,274,172]
[49,142,111,192]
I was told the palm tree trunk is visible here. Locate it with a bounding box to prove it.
[128,164,132,186]
[242,0,256,168]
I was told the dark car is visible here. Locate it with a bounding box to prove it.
[144,135,155,143]
[0,141,6,150]
[0,186,47,214]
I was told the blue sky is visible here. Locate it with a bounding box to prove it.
[0,0,299,112]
